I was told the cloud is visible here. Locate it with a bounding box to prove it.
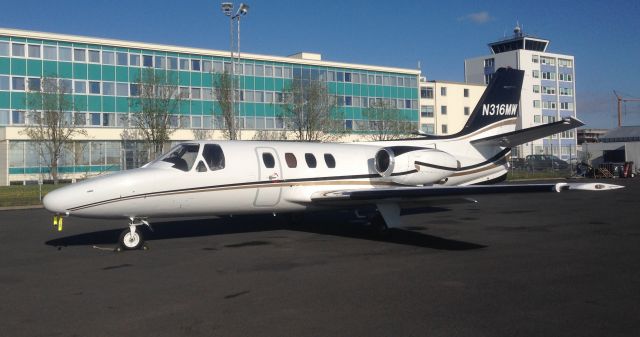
[458,11,493,24]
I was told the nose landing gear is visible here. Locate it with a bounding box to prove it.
[118,218,150,251]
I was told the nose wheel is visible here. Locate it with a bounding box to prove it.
[118,218,149,250]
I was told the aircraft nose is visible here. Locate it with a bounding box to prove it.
[42,188,70,214]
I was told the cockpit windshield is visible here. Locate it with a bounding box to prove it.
[159,144,200,171]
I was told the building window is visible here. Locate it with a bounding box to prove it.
[560,102,574,110]
[88,50,100,63]
[484,58,494,67]
[532,70,539,78]
[75,81,87,94]
[12,110,25,124]
[464,88,469,97]
[533,85,540,93]
[440,87,447,96]
[89,81,101,94]
[440,105,447,115]
[117,52,128,66]
[533,100,540,108]
[28,78,41,92]
[484,74,493,84]
[464,107,470,115]
[116,83,128,96]
[0,75,9,90]
[130,83,140,97]
[420,105,434,118]
[73,48,86,62]
[12,43,25,57]
[559,73,573,82]
[103,82,115,96]
[28,45,41,58]
[168,57,178,70]
[559,87,573,96]
[58,47,72,61]
[441,124,448,134]
[534,115,541,123]
[179,59,190,71]
[143,55,153,67]
[154,56,165,69]
[12,77,25,91]
[192,60,201,71]
[542,72,556,80]
[345,96,352,106]
[102,51,115,65]
[532,55,539,63]
[130,54,140,67]
[0,41,9,56]
[421,123,434,134]
[558,59,573,68]
[543,86,556,95]
[540,56,556,66]
[90,113,101,126]
[43,45,57,60]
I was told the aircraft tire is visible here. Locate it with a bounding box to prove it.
[119,228,144,250]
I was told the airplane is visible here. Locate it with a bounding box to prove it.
[43,68,623,250]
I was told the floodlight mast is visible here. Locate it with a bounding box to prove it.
[219,2,249,139]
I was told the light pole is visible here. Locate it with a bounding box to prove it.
[221,2,249,138]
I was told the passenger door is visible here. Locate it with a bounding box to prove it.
[254,147,283,207]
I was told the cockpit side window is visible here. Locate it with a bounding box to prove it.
[196,161,207,172]
[161,144,199,172]
[202,144,225,171]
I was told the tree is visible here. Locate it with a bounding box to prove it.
[129,68,182,159]
[213,71,240,140]
[282,78,346,142]
[362,100,414,141]
[21,77,87,184]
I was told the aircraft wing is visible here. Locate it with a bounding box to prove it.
[471,118,584,148]
[310,182,622,205]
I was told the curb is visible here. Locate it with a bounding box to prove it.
[0,205,44,211]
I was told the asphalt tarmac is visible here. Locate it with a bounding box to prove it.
[0,179,639,337]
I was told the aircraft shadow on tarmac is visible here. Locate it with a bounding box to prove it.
[45,208,486,251]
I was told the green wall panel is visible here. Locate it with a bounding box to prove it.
[0,92,9,108]
[255,78,265,90]
[26,60,42,77]
[0,58,9,74]
[73,63,87,79]
[11,92,26,109]
[88,96,101,111]
[116,97,129,112]
[191,73,201,86]
[88,64,101,80]
[254,104,264,117]
[103,97,115,112]
[74,95,87,110]
[129,68,141,82]
[115,67,128,82]
[180,101,190,114]
[11,58,26,76]
[202,101,213,115]
[102,66,115,81]
[179,72,190,86]
[42,61,57,77]
[190,101,202,114]
[58,62,72,78]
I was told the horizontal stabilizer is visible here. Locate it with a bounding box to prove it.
[471,117,584,148]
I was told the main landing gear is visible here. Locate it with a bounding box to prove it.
[118,218,150,251]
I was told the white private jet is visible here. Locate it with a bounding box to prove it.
[43,68,622,250]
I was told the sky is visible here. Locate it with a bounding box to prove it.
[1,0,639,128]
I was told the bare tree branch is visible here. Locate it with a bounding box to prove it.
[282,78,347,142]
[129,68,182,159]
[362,100,414,141]
[20,77,87,184]
[213,71,239,140]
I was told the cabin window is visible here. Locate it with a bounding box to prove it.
[196,161,207,172]
[324,154,336,168]
[305,153,317,168]
[202,144,225,171]
[285,153,297,168]
[161,144,199,172]
[262,153,275,168]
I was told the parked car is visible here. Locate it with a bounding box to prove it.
[525,155,569,171]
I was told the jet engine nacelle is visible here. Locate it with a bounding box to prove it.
[374,147,459,185]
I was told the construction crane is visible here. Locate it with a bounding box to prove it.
[613,91,640,127]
